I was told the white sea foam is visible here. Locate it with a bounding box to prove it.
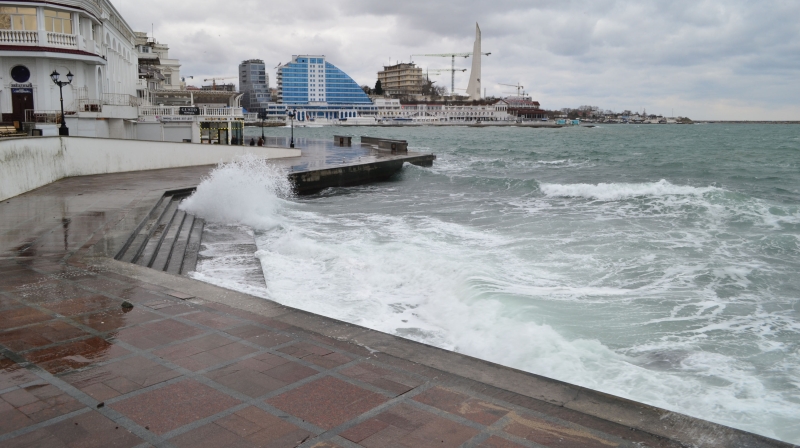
[179,155,293,230]
[187,148,800,444]
[540,179,717,201]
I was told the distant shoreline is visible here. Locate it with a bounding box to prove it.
[697,121,800,124]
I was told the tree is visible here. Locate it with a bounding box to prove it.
[361,85,371,95]
[374,80,384,95]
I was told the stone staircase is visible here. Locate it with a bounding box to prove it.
[114,188,205,276]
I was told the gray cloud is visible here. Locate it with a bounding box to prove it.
[114,0,800,119]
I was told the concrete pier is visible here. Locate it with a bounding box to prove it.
[0,143,793,447]
[263,136,436,194]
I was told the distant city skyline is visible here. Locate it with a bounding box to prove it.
[115,0,800,120]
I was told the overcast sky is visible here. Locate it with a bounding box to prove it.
[115,0,800,120]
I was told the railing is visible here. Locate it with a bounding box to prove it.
[46,32,77,47]
[138,106,244,117]
[25,109,76,124]
[102,93,142,107]
[78,100,102,112]
[0,30,38,45]
[75,95,140,112]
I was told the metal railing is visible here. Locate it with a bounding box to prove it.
[75,94,141,112]
[25,109,76,124]
[138,106,243,117]
[102,93,142,107]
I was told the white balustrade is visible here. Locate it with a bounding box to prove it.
[138,106,245,117]
[46,32,77,48]
[0,30,39,45]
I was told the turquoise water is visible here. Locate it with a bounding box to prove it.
[198,124,800,442]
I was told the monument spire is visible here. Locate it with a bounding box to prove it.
[466,23,482,101]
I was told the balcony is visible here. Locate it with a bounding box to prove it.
[138,106,244,118]
[0,30,82,51]
[46,32,77,47]
[0,30,38,45]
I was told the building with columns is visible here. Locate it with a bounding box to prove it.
[0,0,138,137]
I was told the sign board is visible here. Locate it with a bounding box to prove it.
[178,106,200,115]
[161,116,195,122]
[10,83,32,88]
[11,88,33,94]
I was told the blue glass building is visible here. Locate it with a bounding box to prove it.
[275,55,375,121]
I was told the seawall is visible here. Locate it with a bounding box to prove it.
[0,136,300,202]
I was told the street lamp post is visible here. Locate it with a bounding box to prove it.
[287,108,296,148]
[259,111,266,140]
[50,70,73,136]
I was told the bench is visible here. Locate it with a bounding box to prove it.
[0,125,25,137]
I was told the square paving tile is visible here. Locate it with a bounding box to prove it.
[267,376,388,430]
[361,403,480,448]
[40,294,117,316]
[168,406,315,448]
[25,337,129,374]
[414,387,509,426]
[113,318,205,350]
[0,384,83,434]
[0,320,89,352]
[181,311,242,330]
[1,410,143,448]
[9,282,93,305]
[0,306,53,329]
[62,355,182,401]
[110,379,240,435]
[223,325,292,348]
[477,436,528,448]
[153,333,257,371]
[0,294,22,311]
[23,336,129,374]
[74,306,161,333]
[0,355,40,390]
[502,411,619,448]
[340,363,422,397]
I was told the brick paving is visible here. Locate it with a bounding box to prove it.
[0,165,790,448]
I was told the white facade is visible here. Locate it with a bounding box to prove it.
[134,31,182,95]
[0,0,138,137]
[374,98,510,122]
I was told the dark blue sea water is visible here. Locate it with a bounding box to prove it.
[187,124,800,443]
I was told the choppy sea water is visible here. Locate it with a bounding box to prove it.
[181,124,800,443]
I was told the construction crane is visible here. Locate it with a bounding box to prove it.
[498,83,524,97]
[425,68,467,86]
[411,52,491,94]
[203,76,235,90]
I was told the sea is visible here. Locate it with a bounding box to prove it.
[180,123,800,444]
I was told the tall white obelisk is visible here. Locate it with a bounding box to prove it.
[466,23,482,101]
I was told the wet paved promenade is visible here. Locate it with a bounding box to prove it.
[0,155,791,447]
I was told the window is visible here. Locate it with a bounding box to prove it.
[0,6,36,30]
[44,9,73,34]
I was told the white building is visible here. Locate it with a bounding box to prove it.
[134,31,182,97]
[0,0,139,137]
[373,98,510,122]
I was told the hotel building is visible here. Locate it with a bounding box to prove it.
[377,63,423,97]
[273,55,376,121]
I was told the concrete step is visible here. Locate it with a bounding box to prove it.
[181,218,205,275]
[165,214,195,275]
[117,195,172,264]
[115,189,205,276]
[135,199,179,267]
[151,210,186,272]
